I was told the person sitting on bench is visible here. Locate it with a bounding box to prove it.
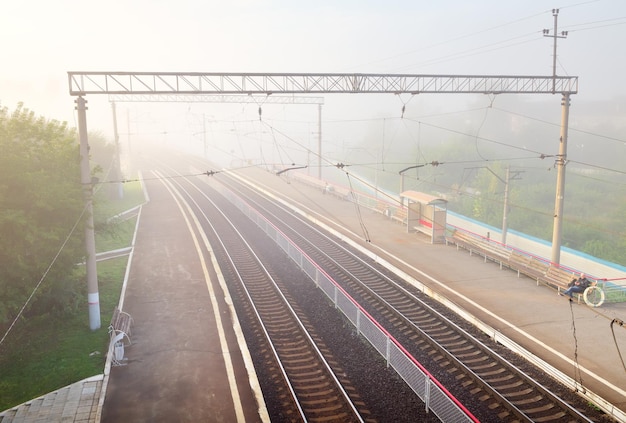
[561,273,591,298]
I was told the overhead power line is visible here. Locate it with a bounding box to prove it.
[543,8,568,93]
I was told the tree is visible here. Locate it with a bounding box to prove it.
[87,131,119,202]
[0,104,85,328]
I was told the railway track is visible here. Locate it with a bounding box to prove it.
[158,170,367,422]
[213,171,602,422]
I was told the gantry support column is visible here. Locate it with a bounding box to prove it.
[76,96,101,330]
[550,93,571,265]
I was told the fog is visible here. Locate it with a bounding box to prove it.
[115,91,625,202]
[1,0,625,219]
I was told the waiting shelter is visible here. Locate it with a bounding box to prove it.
[400,191,448,243]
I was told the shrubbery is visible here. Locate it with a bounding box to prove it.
[0,104,85,329]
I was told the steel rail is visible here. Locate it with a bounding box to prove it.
[216,170,598,423]
[158,162,364,422]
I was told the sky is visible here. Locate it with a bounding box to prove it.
[1,0,625,174]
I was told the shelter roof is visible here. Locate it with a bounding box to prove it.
[400,191,447,206]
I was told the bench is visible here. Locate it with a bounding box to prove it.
[478,240,511,268]
[509,251,549,282]
[447,230,473,250]
[544,266,576,292]
[543,267,585,302]
[446,232,603,305]
[413,218,434,237]
[108,307,133,366]
[374,201,389,217]
[413,225,431,237]
[449,230,512,269]
[391,207,408,225]
[505,252,599,304]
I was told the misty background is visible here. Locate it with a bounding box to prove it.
[1,0,625,262]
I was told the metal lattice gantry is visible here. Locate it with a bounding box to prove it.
[69,72,578,95]
[107,93,324,104]
[71,71,579,330]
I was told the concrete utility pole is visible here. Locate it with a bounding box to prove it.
[76,97,101,330]
[477,166,522,245]
[317,104,323,180]
[551,94,571,264]
[544,8,568,94]
[111,102,123,199]
[502,167,511,245]
[543,9,570,265]
[500,166,523,245]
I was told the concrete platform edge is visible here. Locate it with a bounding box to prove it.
[96,194,146,423]
[229,170,626,423]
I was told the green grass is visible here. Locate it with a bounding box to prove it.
[96,180,145,218]
[0,182,144,411]
[0,257,127,410]
[96,217,137,253]
[604,287,626,303]
[95,180,144,253]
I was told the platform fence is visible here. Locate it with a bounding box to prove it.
[221,186,477,423]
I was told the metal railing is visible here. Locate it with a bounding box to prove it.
[220,185,477,423]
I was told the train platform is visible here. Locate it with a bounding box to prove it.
[2,162,624,422]
[98,175,267,422]
[230,166,626,421]
[0,172,269,423]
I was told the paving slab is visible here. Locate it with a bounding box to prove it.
[230,166,626,420]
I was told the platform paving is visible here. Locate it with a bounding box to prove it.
[0,376,102,423]
[98,174,266,422]
[230,166,626,421]
[2,162,625,422]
